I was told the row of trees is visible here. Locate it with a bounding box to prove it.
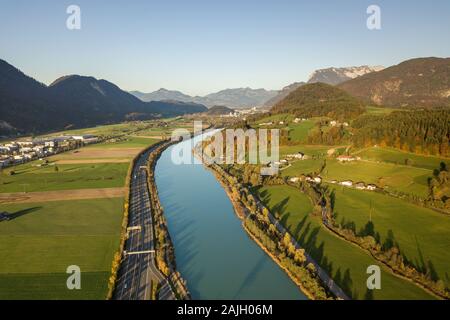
[427,162,450,210]
[209,162,333,300]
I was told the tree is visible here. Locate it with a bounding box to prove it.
[282,233,291,248]
[294,248,306,264]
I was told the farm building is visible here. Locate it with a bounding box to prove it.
[0,212,11,222]
[336,155,360,162]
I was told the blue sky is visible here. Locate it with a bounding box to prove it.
[0,0,449,95]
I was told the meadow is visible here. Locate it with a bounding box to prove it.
[322,159,431,197]
[330,187,450,287]
[287,120,315,142]
[0,162,129,193]
[0,198,124,299]
[256,185,434,299]
[354,146,449,171]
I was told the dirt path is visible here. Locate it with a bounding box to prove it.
[0,187,126,204]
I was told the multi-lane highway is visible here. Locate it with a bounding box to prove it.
[114,145,175,300]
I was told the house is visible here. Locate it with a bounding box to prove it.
[367,184,377,191]
[306,176,322,184]
[290,177,300,183]
[0,159,11,168]
[330,120,338,127]
[72,134,99,144]
[330,180,338,184]
[355,182,366,190]
[340,180,353,187]
[0,212,11,222]
[286,152,306,160]
[336,155,360,162]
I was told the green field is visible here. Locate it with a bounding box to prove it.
[364,106,399,115]
[0,162,129,193]
[354,147,449,171]
[287,120,315,142]
[331,187,450,287]
[280,144,332,158]
[256,185,434,299]
[281,159,324,177]
[86,136,159,149]
[0,198,124,299]
[322,159,431,197]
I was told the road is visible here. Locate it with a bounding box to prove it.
[114,146,175,300]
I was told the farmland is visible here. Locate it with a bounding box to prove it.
[0,198,124,299]
[0,120,177,299]
[330,187,450,287]
[353,147,449,171]
[0,162,129,193]
[256,185,434,299]
[322,159,431,197]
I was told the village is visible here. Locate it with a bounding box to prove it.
[0,134,99,168]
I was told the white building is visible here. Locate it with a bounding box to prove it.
[340,181,353,187]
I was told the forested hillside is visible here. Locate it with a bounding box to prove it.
[352,110,450,156]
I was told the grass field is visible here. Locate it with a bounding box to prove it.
[256,185,434,299]
[86,136,159,149]
[281,159,324,177]
[0,198,124,299]
[354,147,449,171]
[280,145,332,158]
[0,162,129,193]
[287,120,315,142]
[322,159,431,197]
[330,187,450,287]
[364,106,399,115]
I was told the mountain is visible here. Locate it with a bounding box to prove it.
[0,59,206,135]
[199,87,277,108]
[307,65,384,85]
[264,82,306,107]
[205,105,235,115]
[131,87,278,108]
[271,82,365,121]
[338,57,450,108]
[130,88,193,103]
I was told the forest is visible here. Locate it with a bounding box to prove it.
[352,110,450,157]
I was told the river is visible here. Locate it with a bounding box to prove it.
[154,132,307,300]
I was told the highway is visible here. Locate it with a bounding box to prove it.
[114,145,175,300]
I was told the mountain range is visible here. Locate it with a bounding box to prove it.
[131,87,278,109]
[308,65,385,85]
[0,59,207,135]
[338,57,450,108]
[263,66,384,107]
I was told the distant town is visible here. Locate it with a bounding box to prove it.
[0,134,99,168]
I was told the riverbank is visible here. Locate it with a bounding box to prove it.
[194,146,334,299]
[146,139,191,299]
